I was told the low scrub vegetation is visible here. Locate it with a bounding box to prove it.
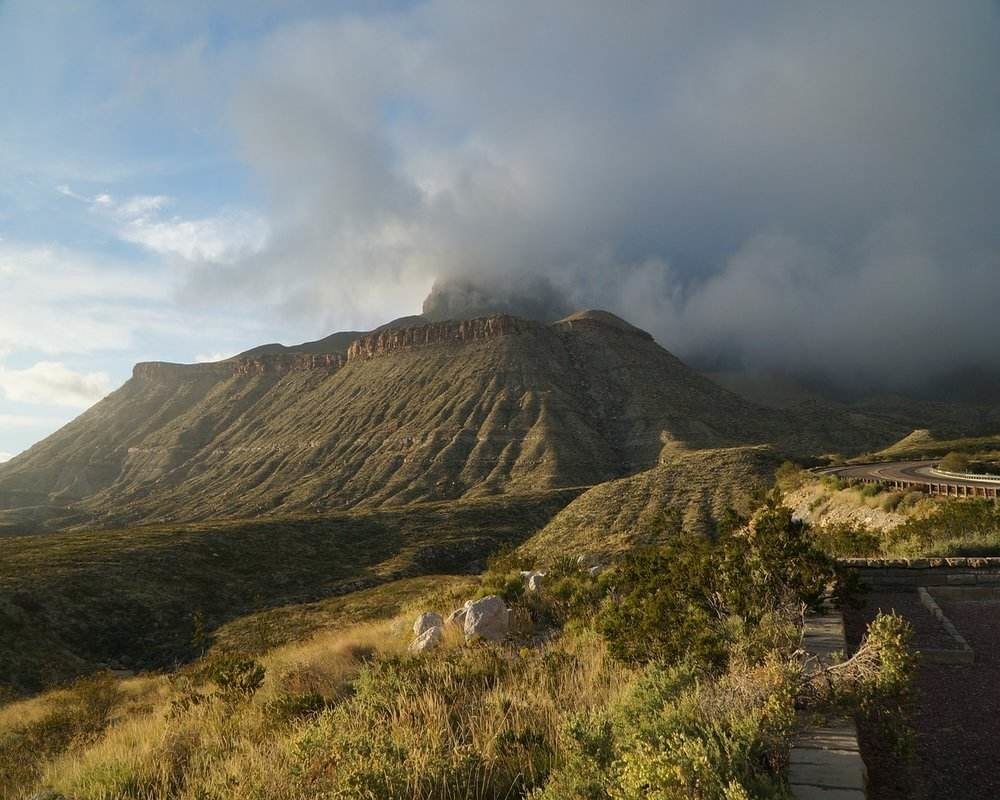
[5,496,913,800]
[805,493,1000,558]
[779,461,1000,557]
[0,491,576,696]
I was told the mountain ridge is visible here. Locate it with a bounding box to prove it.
[0,309,905,532]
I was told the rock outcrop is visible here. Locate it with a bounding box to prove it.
[413,612,444,637]
[346,315,537,362]
[463,595,510,642]
[409,625,443,654]
[132,316,537,384]
[446,602,473,629]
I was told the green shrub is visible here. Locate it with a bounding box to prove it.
[898,491,926,511]
[537,659,795,800]
[813,522,881,558]
[774,461,805,492]
[880,492,904,512]
[938,451,971,473]
[718,499,832,621]
[207,654,265,699]
[804,612,916,758]
[859,482,882,498]
[883,498,1000,556]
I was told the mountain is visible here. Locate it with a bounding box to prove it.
[0,310,906,532]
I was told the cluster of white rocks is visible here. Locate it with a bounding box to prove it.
[408,595,510,653]
[407,554,608,654]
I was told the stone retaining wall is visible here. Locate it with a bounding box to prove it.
[839,557,1000,588]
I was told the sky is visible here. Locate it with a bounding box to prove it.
[1,1,999,459]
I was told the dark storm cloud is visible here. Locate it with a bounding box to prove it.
[183,0,1000,389]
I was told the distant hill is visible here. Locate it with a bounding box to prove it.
[520,445,782,560]
[0,310,907,531]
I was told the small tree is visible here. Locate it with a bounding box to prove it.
[938,451,970,473]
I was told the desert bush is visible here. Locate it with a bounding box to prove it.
[880,492,904,512]
[594,540,727,667]
[812,522,881,558]
[207,654,265,699]
[859,482,883,499]
[898,490,926,511]
[882,498,1000,556]
[938,451,971,473]
[820,475,848,491]
[802,612,916,756]
[718,499,832,621]
[569,499,832,669]
[774,461,805,492]
[536,658,795,800]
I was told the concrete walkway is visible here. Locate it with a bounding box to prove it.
[791,610,867,799]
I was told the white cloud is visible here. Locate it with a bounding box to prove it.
[118,209,268,263]
[0,240,164,355]
[61,186,270,264]
[0,362,112,408]
[193,351,235,363]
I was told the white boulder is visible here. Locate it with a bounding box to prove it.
[463,595,510,642]
[526,571,545,592]
[413,612,444,637]
[446,601,473,628]
[409,625,442,654]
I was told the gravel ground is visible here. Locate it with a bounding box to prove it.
[843,589,1000,800]
[844,590,959,652]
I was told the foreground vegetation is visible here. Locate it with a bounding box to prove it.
[2,498,913,799]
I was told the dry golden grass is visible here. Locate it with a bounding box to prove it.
[29,615,635,800]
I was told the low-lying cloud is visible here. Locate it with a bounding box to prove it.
[171,0,999,392]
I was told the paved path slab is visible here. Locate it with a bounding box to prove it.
[792,607,867,798]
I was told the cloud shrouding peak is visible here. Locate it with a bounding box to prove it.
[161,0,999,391]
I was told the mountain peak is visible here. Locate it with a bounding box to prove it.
[552,309,652,339]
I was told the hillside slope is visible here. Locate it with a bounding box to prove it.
[0,311,900,530]
[520,445,782,559]
[0,490,575,695]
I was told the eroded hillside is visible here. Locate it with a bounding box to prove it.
[0,311,904,531]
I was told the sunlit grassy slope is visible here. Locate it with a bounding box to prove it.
[521,446,781,560]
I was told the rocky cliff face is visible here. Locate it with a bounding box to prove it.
[134,315,541,383]
[347,315,538,361]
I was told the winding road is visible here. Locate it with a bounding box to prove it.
[817,460,1000,498]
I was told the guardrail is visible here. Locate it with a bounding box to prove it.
[929,467,1000,484]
